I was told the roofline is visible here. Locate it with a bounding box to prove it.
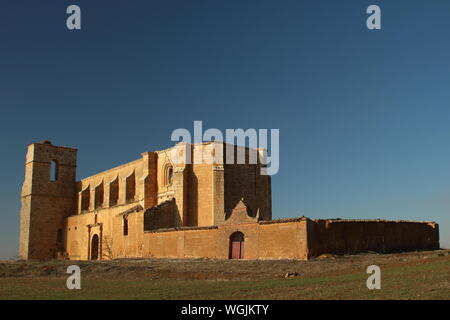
[28,142,77,151]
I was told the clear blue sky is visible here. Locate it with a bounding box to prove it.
[1,0,449,259]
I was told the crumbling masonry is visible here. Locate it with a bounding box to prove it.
[19,141,439,260]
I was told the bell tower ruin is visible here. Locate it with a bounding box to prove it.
[19,141,77,259]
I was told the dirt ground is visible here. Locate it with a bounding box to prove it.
[1,249,449,281]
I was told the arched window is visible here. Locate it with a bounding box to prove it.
[50,160,59,181]
[167,167,173,185]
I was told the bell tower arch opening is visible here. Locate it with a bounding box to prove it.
[50,160,59,181]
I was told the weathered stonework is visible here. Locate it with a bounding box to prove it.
[19,141,440,261]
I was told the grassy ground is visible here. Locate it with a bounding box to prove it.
[0,250,449,300]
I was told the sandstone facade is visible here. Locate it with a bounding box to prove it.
[19,141,440,260]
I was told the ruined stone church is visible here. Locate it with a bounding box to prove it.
[19,141,439,261]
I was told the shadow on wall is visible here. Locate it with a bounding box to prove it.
[144,199,179,231]
[224,164,259,220]
[188,168,198,227]
[308,220,440,257]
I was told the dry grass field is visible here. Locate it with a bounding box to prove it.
[0,249,449,300]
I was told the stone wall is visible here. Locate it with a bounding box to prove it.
[21,141,439,262]
[308,219,440,257]
[65,210,310,260]
[223,144,272,222]
[19,142,77,260]
[65,202,142,260]
[189,163,213,227]
[64,209,440,261]
[76,158,145,214]
[143,199,176,231]
[139,218,309,260]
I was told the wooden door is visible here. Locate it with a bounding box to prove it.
[230,232,244,259]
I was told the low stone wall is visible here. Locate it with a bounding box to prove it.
[308,219,440,257]
[65,211,440,261]
[138,219,309,260]
[143,199,177,231]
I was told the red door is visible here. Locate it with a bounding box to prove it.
[230,232,244,259]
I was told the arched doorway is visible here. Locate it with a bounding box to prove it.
[229,232,245,259]
[91,234,99,260]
